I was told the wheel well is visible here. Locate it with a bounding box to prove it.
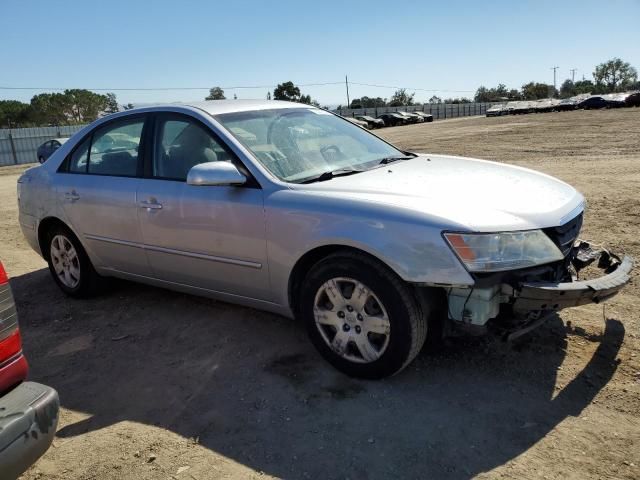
[288,245,394,317]
[37,217,71,259]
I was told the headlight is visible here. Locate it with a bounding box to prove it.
[444,230,564,272]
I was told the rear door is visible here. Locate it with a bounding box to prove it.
[136,112,270,300]
[55,115,152,276]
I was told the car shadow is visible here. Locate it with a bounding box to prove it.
[11,269,624,479]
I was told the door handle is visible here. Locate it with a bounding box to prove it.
[138,200,163,210]
[64,191,80,201]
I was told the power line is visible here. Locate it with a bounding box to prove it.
[0,81,476,94]
[349,82,474,93]
[0,82,344,92]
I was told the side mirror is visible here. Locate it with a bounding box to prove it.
[186,162,246,186]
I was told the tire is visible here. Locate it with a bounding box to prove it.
[300,251,430,379]
[38,156,45,164]
[45,224,102,297]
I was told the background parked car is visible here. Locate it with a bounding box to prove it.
[577,96,609,110]
[377,112,408,127]
[36,138,68,163]
[486,104,506,117]
[602,93,628,108]
[355,115,385,129]
[624,91,640,107]
[412,111,434,122]
[395,111,424,123]
[0,260,59,479]
[555,98,577,112]
[343,117,370,129]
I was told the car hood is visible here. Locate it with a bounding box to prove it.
[291,154,585,232]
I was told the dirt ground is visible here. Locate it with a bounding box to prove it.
[1,108,638,480]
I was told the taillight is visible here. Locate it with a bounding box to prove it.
[0,262,7,285]
[0,330,21,362]
[0,261,22,363]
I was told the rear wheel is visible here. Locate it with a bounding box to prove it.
[45,225,102,297]
[301,251,430,379]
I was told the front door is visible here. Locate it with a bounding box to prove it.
[136,113,270,301]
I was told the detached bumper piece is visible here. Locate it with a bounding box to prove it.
[513,241,633,313]
[0,382,59,480]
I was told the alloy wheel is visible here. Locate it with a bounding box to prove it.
[50,234,81,288]
[313,277,391,363]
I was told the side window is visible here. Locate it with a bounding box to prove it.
[69,138,90,173]
[153,117,231,181]
[87,119,144,176]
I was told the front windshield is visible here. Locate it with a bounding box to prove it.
[215,108,403,183]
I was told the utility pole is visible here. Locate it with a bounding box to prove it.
[345,75,350,108]
[551,66,559,97]
[570,68,577,83]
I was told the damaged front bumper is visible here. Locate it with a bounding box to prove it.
[511,247,633,312]
[446,241,633,337]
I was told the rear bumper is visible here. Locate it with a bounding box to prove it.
[512,248,633,313]
[0,382,59,480]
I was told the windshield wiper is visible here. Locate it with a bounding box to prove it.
[377,153,417,165]
[299,168,365,184]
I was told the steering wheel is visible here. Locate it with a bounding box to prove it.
[320,144,344,163]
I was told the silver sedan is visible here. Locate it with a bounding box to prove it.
[17,100,632,378]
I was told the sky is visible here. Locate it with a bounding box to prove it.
[1,0,639,107]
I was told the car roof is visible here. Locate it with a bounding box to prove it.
[152,99,309,116]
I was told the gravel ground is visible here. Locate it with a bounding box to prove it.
[1,108,638,480]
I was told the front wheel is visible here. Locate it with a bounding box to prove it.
[301,251,430,379]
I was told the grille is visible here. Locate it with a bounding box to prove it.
[545,212,583,257]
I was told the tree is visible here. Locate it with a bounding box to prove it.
[593,58,638,92]
[559,79,575,98]
[349,96,386,108]
[29,92,69,125]
[123,103,135,110]
[474,84,520,102]
[104,93,120,114]
[428,95,442,104]
[521,82,557,100]
[266,91,271,100]
[62,89,109,123]
[388,88,415,106]
[205,87,226,100]
[29,89,108,125]
[0,100,31,128]
[273,81,301,101]
[298,94,319,107]
[443,97,472,104]
[573,80,595,95]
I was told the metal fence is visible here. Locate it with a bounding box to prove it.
[0,125,85,166]
[333,102,496,119]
